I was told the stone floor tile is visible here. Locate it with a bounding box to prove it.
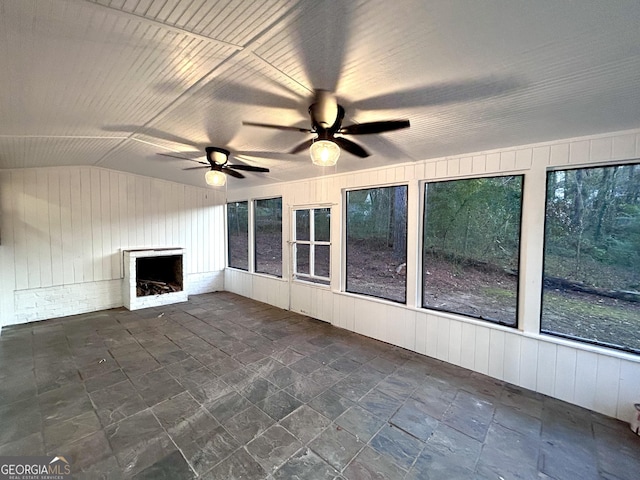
[0,373,37,406]
[493,404,542,439]
[280,405,331,444]
[336,405,385,443]
[405,449,477,480]
[89,380,148,426]
[0,432,44,456]
[206,391,252,423]
[152,391,200,428]
[201,447,267,480]
[132,450,195,480]
[358,387,404,420]
[164,356,205,377]
[55,429,113,472]
[283,377,326,403]
[390,398,440,441]
[270,348,305,366]
[328,357,362,374]
[266,366,304,388]
[309,424,363,471]
[273,447,338,480]
[343,446,406,480]
[106,410,164,453]
[424,423,482,471]
[369,424,423,470]
[1,292,639,480]
[38,383,93,426]
[247,425,303,473]
[257,391,302,421]
[131,368,185,406]
[0,398,42,445]
[176,425,239,475]
[44,410,102,452]
[308,366,347,390]
[223,405,275,444]
[330,371,381,402]
[290,356,323,375]
[71,455,121,479]
[241,377,280,404]
[115,432,176,477]
[84,369,127,393]
[308,390,354,420]
[442,390,495,442]
[187,378,234,405]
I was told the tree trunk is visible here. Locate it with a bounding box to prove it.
[392,187,407,260]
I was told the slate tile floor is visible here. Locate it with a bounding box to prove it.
[1,292,639,479]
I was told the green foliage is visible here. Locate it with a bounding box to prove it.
[346,186,407,249]
[227,201,248,236]
[254,197,282,234]
[544,164,640,288]
[423,176,523,270]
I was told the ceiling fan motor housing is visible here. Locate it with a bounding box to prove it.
[205,146,230,166]
[310,90,340,129]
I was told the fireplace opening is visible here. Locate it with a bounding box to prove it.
[136,254,183,297]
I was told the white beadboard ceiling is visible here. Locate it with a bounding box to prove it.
[1,0,639,189]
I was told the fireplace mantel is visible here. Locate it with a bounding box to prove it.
[122,248,188,310]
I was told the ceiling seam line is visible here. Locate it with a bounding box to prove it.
[80,0,244,50]
[92,0,304,166]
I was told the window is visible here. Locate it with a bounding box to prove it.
[542,163,640,353]
[254,197,282,277]
[422,176,523,326]
[346,185,407,303]
[227,201,248,270]
[293,207,331,284]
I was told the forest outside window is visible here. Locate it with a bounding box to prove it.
[346,185,407,303]
[422,176,523,326]
[254,197,283,277]
[293,207,331,285]
[227,201,248,270]
[541,163,640,354]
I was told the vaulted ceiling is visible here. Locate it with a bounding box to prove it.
[1,0,639,189]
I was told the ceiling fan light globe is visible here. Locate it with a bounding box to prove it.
[310,140,340,167]
[205,169,226,186]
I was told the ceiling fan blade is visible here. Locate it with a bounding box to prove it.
[222,167,245,179]
[352,76,521,110]
[290,138,314,154]
[227,164,270,173]
[182,166,210,171]
[235,150,292,160]
[220,83,301,109]
[293,1,352,92]
[339,120,410,135]
[243,121,312,133]
[105,125,202,149]
[157,152,193,161]
[334,137,370,158]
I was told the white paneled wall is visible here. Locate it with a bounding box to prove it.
[0,166,225,326]
[225,127,640,422]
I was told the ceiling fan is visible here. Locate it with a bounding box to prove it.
[162,146,269,186]
[243,90,410,165]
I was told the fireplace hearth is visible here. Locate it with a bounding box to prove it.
[123,248,188,310]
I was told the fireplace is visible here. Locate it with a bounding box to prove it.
[123,248,188,310]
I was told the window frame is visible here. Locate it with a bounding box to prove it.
[292,206,331,285]
[540,162,640,355]
[253,196,283,278]
[226,200,249,271]
[344,183,409,304]
[420,174,525,328]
